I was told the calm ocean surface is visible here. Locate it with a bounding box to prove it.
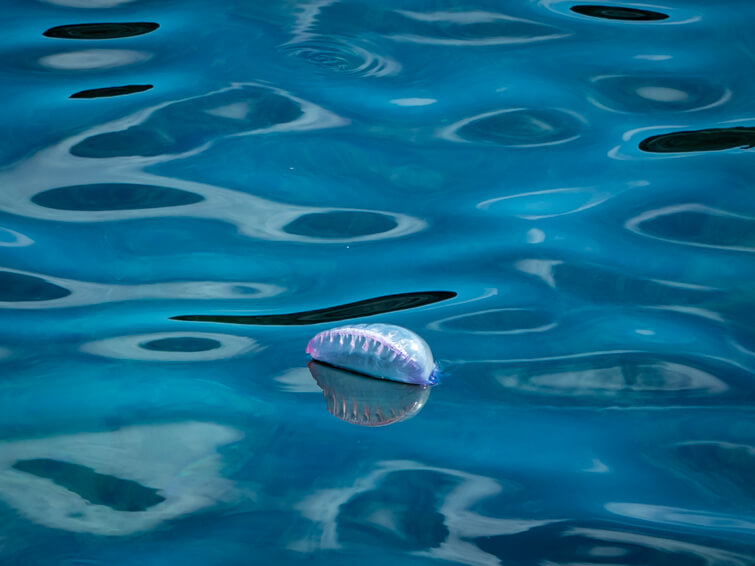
[1,0,754,564]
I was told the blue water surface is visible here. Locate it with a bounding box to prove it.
[1,0,754,564]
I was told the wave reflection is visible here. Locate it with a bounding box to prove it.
[0,422,242,535]
[626,204,755,252]
[440,108,583,147]
[81,331,262,361]
[494,355,730,405]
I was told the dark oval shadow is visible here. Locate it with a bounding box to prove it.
[70,84,153,99]
[639,127,755,153]
[0,271,71,301]
[171,290,457,325]
[284,211,398,239]
[309,361,431,427]
[32,183,203,211]
[140,336,222,352]
[12,458,165,512]
[570,5,669,21]
[43,22,160,40]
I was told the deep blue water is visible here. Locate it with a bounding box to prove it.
[1,0,754,564]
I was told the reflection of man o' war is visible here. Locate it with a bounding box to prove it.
[0,422,242,535]
[306,324,438,386]
[0,83,426,244]
[308,361,430,426]
[173,290,456,325]
[81,331,262,361]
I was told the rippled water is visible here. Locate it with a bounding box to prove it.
[1,0,754,564]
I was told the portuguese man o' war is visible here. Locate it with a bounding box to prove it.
[306,323,438,386]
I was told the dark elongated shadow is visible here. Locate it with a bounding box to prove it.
[171,290,457,325]
[13,458,165,512]
[639,127,755,153]
[70,84,153,99]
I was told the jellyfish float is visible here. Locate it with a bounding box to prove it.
[305,323,438,386]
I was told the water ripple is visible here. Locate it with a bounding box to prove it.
[280,37,400,77]
[590,75,731,114]
[81,331,261,361]
[494,356,730,405]
[626,204,755,252]
[390,9,568,46]
[440,108,584,147]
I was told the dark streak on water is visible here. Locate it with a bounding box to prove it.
[570,5,669,21]
[43,22,160,40]
[12,459,165,512]
[70,84,154,99]
[141,336,222,352]
[0,271,71,302]
[639,127,755,153]
[32,183,203,211]
[171,291,458,325]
